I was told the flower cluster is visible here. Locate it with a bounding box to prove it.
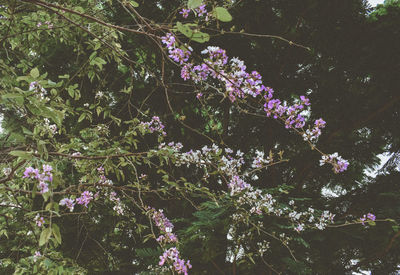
[288,206,335,231]
[149,208,176,240]
[97,166,113,185]
[160,33,349,173]
[23,164,53,194]
[320,152,349,173]
[59,198,75,212]
[159,247,192,275]
[234,189,336,232]
[3,167,11,176]
[44,118,58,135]
[109,191,125,215]
[179,8,190,18]
[76,191,93,207]
[158,141,184,152]
[147,207,191,273]
[37,21,53,28]
[228,175,251,196]
[139,116,167,136]
[179,3,208,19]
[167,144,245,178]
[158,139,339,233]
[29,81,48,101]
[35,214,45,227]
[95,91,104,99]
[302,118,326,142]
[33,251,42,262]
[59,167,124,214]
[161,35,192,65]
[236,188,276,215]
[360,213,376,225]
[251,150,272,169]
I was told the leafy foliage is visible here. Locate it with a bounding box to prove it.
[0,0,399,274]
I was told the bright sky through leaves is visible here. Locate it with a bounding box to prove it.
[368,0,385,6]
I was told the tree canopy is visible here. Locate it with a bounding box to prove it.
[0,0,399,274]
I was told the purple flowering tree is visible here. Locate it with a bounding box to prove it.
[0,0,396,274]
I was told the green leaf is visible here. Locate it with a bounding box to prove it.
[191,31,210,43]
[52,224,62,245]
[89,51,97,60]
[45,202,53,211]
[2,93,24,105]
[39,227,52,246]
[188,0,202,9]
[213,7,233,22]
[176,22,193,38]
[78,113,86,122]
[130,0,139,7]
[42,107,63,127]
[42,191,50,202]
[247,254,256,264]
[9,150,32,160]
[43,258,52,268]
[30,68,40,78]
[68,87,75,98]
[176,22,209,43]
[2,93,23,100]
[93,57,107,69]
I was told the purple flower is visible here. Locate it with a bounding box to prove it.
[192,64,209,82]
[196,92,203,100]
[335,158,349,173]
[35,214,45,227]
[294,114,305,128]
[196,4,207,16]
[300,95,310,106]
[150,208,174,232]
[39,170,53,183]
[33,251,41,262]
[179,8,190,18]
[23,167,39,179]
[360,215,367,225]
[367,213,376,221]
[29,81,38,91]
[161,33,176,49]
[76,191,93,207]
[38,181,49,193]
[97,166,104,173]
[159,247,192,274]
[228,175,251,195]
[139,116,167,136]
[181,64,192,80]
[294,223,304,232]
[167,232,178,243]
[42,164,52,173]
[45,21,53,29]
[314,118,326,129]
[169,48,191,65]
[59,198,75,212]
[320,153,349,173]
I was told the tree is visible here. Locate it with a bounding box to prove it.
[0,0,399,274]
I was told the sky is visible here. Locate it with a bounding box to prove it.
[368,0,385,6]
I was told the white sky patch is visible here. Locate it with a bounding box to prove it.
[365,152,392,177]
[368,0,385,6]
